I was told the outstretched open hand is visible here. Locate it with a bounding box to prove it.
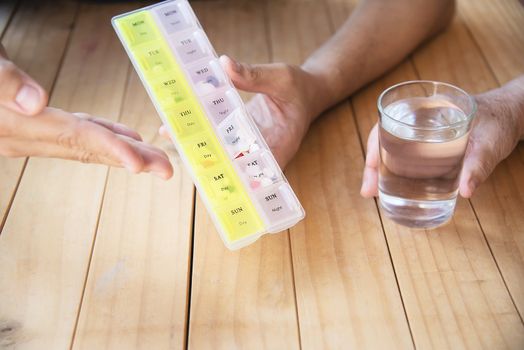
[0,44,173,179]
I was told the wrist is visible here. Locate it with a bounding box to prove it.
[300,62,339,122]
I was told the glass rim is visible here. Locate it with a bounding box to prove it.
[377,80,477,131]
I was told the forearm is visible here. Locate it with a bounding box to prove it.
[302,0,455,119]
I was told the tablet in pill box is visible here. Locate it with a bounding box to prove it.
[112,0,304,249]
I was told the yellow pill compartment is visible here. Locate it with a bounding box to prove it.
[116,12,157,46]
[181,133,223,170]
[217,200,264,242]
[150,73,187,108]
[134,41,173,77]
[200,165,239,203]
[165,102,205,138]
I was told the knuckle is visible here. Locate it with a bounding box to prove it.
[77,150,96,164]
[0,143,20,158]
[248,64,261,81]
[56,120,84,149]
[280,64,296,83]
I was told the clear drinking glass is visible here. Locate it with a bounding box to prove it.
[377,80,476,228]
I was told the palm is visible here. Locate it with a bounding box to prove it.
[245,93,306,168]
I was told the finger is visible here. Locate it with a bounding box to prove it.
[360,124,380,198]
[1,107,172,178]
[61,118,147,173]
[11,108,144,171]
[0,136,123,167]
[129,139,173,179]
[109,133,172,179]
[219,55,284,96]
[458,144,493,198]
[158,124,171,140]
[120,133,170,160]
[73,113,143,141]
[0,57,48,115]
[0,134,172,179]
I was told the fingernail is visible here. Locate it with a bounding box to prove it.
[468,179,478,194]
[15,84,41,113]
[223,55,240,73]
[124,162,137,173]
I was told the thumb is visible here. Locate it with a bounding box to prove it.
[361,124,380,198]
[0,57,48,115]
[219,55,282,96]
[459,144,494,198]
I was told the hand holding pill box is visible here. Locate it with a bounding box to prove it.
[112,0,305,249]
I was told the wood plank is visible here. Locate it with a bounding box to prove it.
[350,14,524,349]
[458,0,524,319]
[0,3,131,348]
[0,0,78,231]
[458,0,524,84]
[187,2,301,349]
[0,1,17,37]
[270,1,414,348]
[71,75,195,349]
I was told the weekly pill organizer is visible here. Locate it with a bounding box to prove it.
[112,0,305,250]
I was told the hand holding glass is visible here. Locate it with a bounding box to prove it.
[378,81,476,228]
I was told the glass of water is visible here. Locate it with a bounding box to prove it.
[377,80,476,228]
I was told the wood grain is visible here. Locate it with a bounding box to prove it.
[0,3,130,349]
[71,72,195,349]
[458,0,524,84]
[1,1,522,349]
[350,13,524,350]
[459,0,524,319]
[187,2,301,349]
[271,1,414,348]
[0,0,78,232]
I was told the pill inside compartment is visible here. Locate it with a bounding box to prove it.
[134,40,174,78]
[255,183,302,228]
[181,133,224,170]
[149,73,188,109]
[217,109,262,159]
[200,165,239,204]
[235,151,281,190]
[185,58,226,96]
[153,1,195,34]
[171,30,212,64]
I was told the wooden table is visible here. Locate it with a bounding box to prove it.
[1,0,523,349]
